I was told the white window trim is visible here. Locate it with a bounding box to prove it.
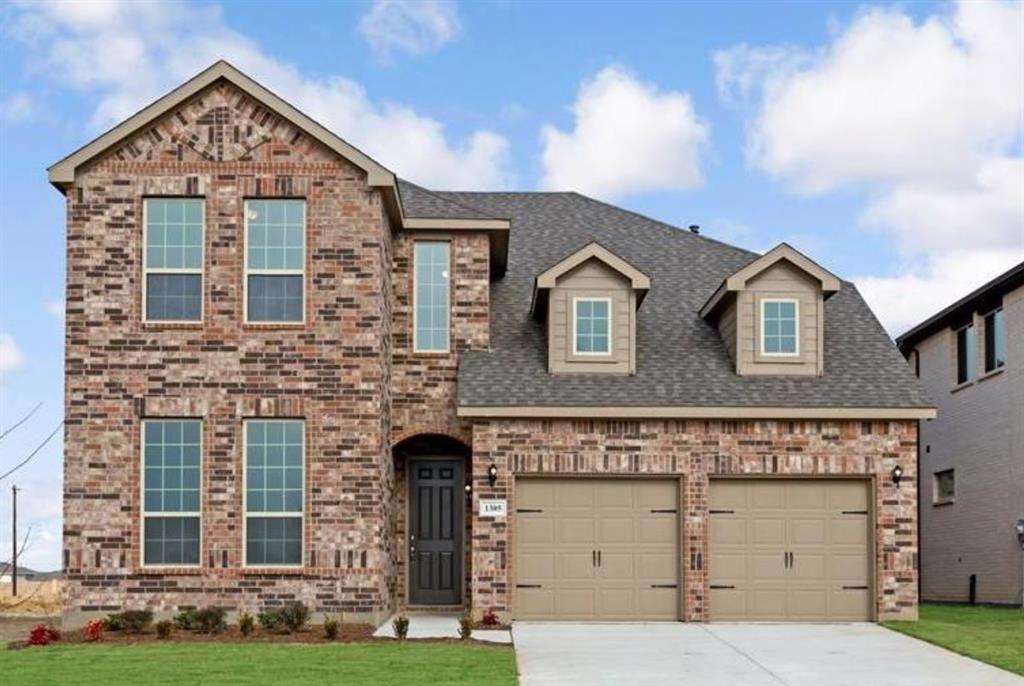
[955,322,977,384]
[983,307,1005,372]
[572,296,613,356]
[139,419,202,569]
[932,469,955,505]
[243,199,307,324]
[242,419,305,569]
[142,198,205,324]
[412,240,451,353]
[759,297,800,357]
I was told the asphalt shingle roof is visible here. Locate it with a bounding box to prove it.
[410,189,931,410]
[398,179,502,220]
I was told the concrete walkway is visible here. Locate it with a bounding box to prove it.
[513,622,1024,686]
[373,613,512,644]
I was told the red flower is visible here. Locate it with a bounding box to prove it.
[27,624,60,646]
[84,619,106,642]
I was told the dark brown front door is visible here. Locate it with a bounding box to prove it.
[409,459,463,605]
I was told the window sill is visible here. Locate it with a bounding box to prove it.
[137,566,204,575]
[978,366,1005,383]
[240,566,306,575]
[950,380,974,394]
[932,499,955,507]
[242,322,306,330]
[142,322,204,330]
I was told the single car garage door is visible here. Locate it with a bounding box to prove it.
[709,479,872,622]
[515,478,679,621]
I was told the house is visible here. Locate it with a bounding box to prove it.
[896,263,1024,605]
[51,61,933,628]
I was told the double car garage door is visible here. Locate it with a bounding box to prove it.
[514,478,871,622]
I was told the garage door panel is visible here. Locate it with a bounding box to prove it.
[515,478,679,621]
[710,479,871,622]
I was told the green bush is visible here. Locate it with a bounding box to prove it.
[155,620,173,640]
[257,602,309,634]
[238,612,255,637]
[458,613,473,640]
[392,615,410,640]
[174,607,226,633]
[323,616,339,640]
[105,610,153,634]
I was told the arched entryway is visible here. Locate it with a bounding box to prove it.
[392,433,472,608]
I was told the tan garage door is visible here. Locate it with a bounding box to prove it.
[515,479,679,621]
[709,479,872,622]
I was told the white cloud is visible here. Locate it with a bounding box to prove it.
[7,0,510,190]
[540,66,710,199]
[0,92,37,122]
[358,0,461,58]
[716,0,1024,333]
[0,334,25,375]
[45,299,64,323]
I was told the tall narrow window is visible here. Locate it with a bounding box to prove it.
[245,420,304,566]
[984,308,1005,372]
[144,198,203,321]
[245,200,305,323]
[956,323,976,384]
[142,420,201,566]
[573,297,611,355]
[761,299,799,355]
[414,241,450,352]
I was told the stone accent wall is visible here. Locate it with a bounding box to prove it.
[62,82,396,625]
[470,418,919,622]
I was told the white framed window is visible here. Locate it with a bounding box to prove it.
[984,308,1005,373]
[933,469,955,505]
[143,198,204,322]
[141,420,202,567]
[243,419,304,567]
[955,323,976,384]
[573,297,612,355]
[760,298,799,356]
[413,241,450,352]
[244,199,305,323]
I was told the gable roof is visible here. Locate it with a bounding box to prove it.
[700,243,842,319]
[535,241,651,290]
[419,191,931,416]
[896,260,1024,355]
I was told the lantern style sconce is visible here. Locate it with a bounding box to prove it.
[891,465,903,487]
[487,464,498,488]
[464,483,472,496]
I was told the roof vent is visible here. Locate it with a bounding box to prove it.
[688,224,700,234]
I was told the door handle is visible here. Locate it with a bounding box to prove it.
[598,550,602,567]
[592,550,597,567]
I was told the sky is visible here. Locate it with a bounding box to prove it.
[0,0,1022,571]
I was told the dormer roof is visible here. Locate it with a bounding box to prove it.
[530,241,650,318]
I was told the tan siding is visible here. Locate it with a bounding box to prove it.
[717,299,738,364]
[736,261,822,376]
[548,259,633,375]
[915,283,1024,604]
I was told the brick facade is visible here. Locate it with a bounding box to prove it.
[469,418,919,622]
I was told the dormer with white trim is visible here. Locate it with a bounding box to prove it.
[531,242,650,375]
[700,243,841,377]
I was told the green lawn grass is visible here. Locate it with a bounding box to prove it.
[884,603,1024,676]
[0,641,518,686]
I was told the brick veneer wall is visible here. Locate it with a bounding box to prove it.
[469,418,919,622]
[62,82,397,626]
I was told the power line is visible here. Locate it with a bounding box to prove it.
[0,422,63,483]
[0,402,42,443]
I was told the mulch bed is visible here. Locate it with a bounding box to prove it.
[7,623,512,650]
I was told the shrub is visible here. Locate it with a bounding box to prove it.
[392,615,409,640]
[174,607,226,633]
[27,624,60,646]
[458,613,473,640]
[105,609,153,634]
[83,619,106,642]
[323,616,339,640]
[480,608,499,627]
[155,620,174,640]
[257,602,309,634]
[238,612,255,637]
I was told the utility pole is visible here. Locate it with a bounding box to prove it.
[11,484,18,597]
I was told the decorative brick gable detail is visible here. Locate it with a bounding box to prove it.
[469,418,918,622]
[62,82,397,624]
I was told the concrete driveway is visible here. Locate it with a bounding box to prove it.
[513,623,1024,686]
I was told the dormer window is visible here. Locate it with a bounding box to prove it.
[760,299,799,356]
[573,297,612,355]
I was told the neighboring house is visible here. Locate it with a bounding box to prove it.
[896,263,1024,605]
[50,61,933,629]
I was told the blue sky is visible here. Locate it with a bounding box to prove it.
[0,0,1021,570]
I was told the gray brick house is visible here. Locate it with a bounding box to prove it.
[51,61,933,628]
[897,263,1024,605]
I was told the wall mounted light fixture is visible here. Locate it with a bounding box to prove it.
[464,483,472,495]
[487,464,498,488]
[891,465,903,487]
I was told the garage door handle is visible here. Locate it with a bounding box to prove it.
[516,584,543,589]
[650,509,677,513]
[842,510,868,515]
[597,550,602,567]
[709,509,735,514]
[593,550,597,567]
[842,585,869,590]
[651,584,677,588]
[517,509,544,513]
[710,584,735,589]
